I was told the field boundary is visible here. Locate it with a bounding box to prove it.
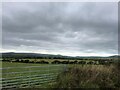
[1,64,66,88]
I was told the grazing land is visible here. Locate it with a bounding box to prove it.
[2,62,65,88]
[1,53,120,88]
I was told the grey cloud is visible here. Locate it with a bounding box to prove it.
[2,2,118,56]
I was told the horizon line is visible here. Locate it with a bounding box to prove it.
[1,51,119,57]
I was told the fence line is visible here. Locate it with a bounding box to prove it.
[1,64,63,70]
[3,73,58,83]
[3,74,57,87]
[2,64,66,88]
[2,73,55,80]
[2,68,60,75]
[2,75,56,82]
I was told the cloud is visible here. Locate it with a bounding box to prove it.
[2,2,118,56]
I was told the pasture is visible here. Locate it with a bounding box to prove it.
[1,58,119,89]
[2,62,65,88]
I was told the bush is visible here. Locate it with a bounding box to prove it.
[78,61,86,64]
[23,60,29,63]
[61,61,69,64]
[14,59,20,62]
[38,60,49,64]
[54,65,120,88]
[51,60,61,64]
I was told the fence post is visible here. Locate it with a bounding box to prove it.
[29,67,31,87]
[45,64,49,83]
[64,64,67,72]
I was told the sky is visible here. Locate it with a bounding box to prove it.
[2,2,118,56]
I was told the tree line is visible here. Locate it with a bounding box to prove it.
[2,59,115,65]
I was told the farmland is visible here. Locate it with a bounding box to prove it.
[2,62,65,88]
[1,52,120,89]
[1,52,118,65]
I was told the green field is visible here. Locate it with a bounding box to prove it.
[2,61,120,88]
[2,62,65,88]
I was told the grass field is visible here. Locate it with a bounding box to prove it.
[2,61,120,88]
[2,62,65,88]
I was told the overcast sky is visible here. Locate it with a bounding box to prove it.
[2,2,118,56]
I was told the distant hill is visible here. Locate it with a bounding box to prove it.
[1,52,72,59]
[0,52,119,60]
[109,55,120,58]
